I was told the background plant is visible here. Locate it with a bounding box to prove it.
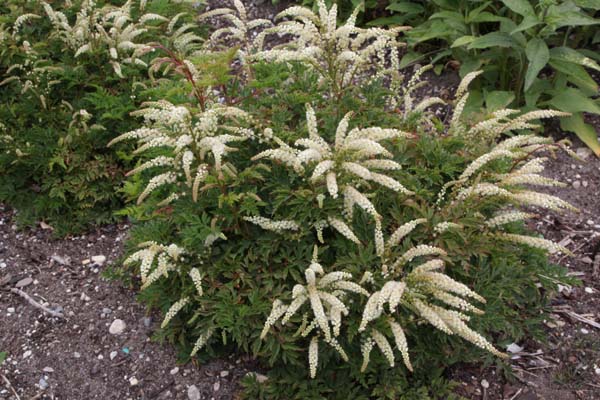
[0,0,203,234]
[108,2,578,398]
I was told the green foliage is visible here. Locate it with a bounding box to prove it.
[0,351,6,365]
[0,0,202,234]
[110,2,576,397]
[380,0,600,154]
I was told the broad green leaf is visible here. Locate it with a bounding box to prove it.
[485,90,515,112]
[549,88,600,114]
[470,12,511,23]
[466,1,492,22]
[524,38,549,91]
[510,15,541,34]
[549,60,598,94]
[0,352,6,365]
[501,0,536,16]
[573,0,600,9]
[546,4,599,28]
[386,2,425,13]
[549,47,600,72]
[430,11,464,22]
[467,32,519,49]
[560,113,600,156]
[399,51,424,68]
[451,35,476,48]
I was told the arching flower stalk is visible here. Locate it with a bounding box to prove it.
[108,100,254,205]
[198,0,272,65]
[253,104,413,245]
[249,0,408,96]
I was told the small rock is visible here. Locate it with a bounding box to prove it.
[50,255,68,265]
[129,377,139,386]
[142,317,152,327]
[7,307,15,313]
[23,350,32,359]
[39,378,49,390]
[187,385,201,400]
[595,367,600,376]
[73,352,81,359]
[572,180,581,189]
[80,293,91,302]
[582,181,589,188]
[110,351,118,360]
[585,287,594,294]
[91,255,106,265]
[581,328,589,334]
[506,343,523,353]
[97,354,104,360]
[109,319,127,335]
[15,277,33,288]
[170,367,179,375]
[245,372,268,383]
[481,379,489,389]
[575,147,592,160]
[102,307,112,314]
[42,367,54,373]
[82,259,91,265]
[220,370,229,378]
[213,381,220,392]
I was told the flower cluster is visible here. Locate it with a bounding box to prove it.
[108,100,254,205]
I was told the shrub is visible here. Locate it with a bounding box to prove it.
[111,1,576,397]
[0,0,203,234]
[385,0,600,155]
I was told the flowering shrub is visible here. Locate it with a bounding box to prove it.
[0,0,202,234]
[107,1,577,397]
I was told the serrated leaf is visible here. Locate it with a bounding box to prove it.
[451,35,476,48]
[549,60,598,94]
[386,2,425,13]
[510,15,541,34]
[501,0,536,16]
[549,88,600,114]
[524,38,549,92]
[560,113,600,156]
[485,90,515,112]
[468,32,519,49]
[549,47,600,72]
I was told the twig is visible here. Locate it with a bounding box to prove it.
[553,308,600,329]
[509,388,523,400]
[1,374,21,400]
[10,288,64,319]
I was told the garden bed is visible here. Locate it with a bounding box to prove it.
[1,117,599,400]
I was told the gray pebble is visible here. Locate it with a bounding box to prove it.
[187,385,201,400]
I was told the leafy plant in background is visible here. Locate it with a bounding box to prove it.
[0,0,203,234]
[110,1,577,398]
[376,0,600,154]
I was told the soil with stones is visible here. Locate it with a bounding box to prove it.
[0,208,261,400]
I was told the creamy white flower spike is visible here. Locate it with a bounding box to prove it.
[109,101,253,205]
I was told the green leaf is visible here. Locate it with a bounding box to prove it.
[386,1,425,13]
[510,15,541,34]
[0,352,6,365]
[549,60,598,94]
[546,4,599,28]
[549,88,600,114]
[399,51,424,68]
[560,113,600,156]
[451,35,476,48]
[524,38,549,92]
[485,90,516,112]
[549,47,600,72]
[501,0,536,16]
[467,32,519,50]
[429,11,464,22]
